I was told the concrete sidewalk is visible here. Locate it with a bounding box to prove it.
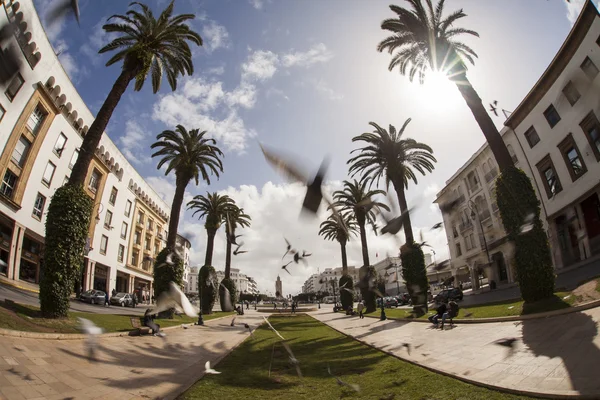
[311,307,600,398]
[0,312,262,400]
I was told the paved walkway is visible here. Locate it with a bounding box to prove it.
[311,307,600,398]
[0,312,263,400]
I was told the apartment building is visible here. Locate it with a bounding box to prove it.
[176,234,191,292]
[0,0,175,298]
[435,0,600,287]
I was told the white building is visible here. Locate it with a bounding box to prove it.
[0,0,176,298]
[302,273,320,293]
[176,234,192,292]
[215,268,258,295]
[435,0,600,286]
[372,257,406,295]
[187,266,199,294]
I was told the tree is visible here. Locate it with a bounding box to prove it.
[150,125,223,298]
[333,180,389,312]
[187,192,233,267]
[40,1,202,318]
[377,0,554,302]
[348,120,436,308]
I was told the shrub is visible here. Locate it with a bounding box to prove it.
[153,247,184,301]
[219,277,237,311]
[199,265,218,314]
[359,265,377,313]
[339,275,354,310]
[40,185,92,318]
[496,166,555,302]
[401,243,429,314]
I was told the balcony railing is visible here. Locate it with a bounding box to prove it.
[484,168,498,183]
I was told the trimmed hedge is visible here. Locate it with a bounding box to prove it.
[401,242,429,314]
[359,265,377,313]
[199,265,218,314]
[40,185,92,318]
[339,275,354,310]
[496,166,555,302]
[153,247,184,300]
[219,277,237,312]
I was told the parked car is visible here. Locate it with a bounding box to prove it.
[110,292,135,307]
[395,293,412,305]
[80,290,106,305]
[376,297,399,308]
[433,288,463,304]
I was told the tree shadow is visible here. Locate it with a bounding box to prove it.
[521,310,600,394]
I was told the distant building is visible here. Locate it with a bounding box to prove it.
[275,275,283,297]
[187,266,199,294]
[372,257,406,296]
[176,234,191,292]
[214,268,259,295]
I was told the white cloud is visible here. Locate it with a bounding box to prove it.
[241,50,279,82]
[79,17,119,66]
[207,66,226,75]
[281,43,333,68]
[119,120,150,165]
[313,79,344,101]
[226,82,258,109]
[181,78,225,112]
[177,181,449,294]
[266,87,290,101]
[248,0,264,9]
[565,0,600,25]
[202,20,231,53]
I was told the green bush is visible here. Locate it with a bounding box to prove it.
[40,185,92,318]
[199,265,218,314]
[359,265,377,313]
[153,247,184,301]
[496,166,555,302]
[401,243,428,314]
[219,277,237,311]
[339,275,354,310]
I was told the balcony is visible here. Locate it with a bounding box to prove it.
[484,168,498,183]
[459,221,473,232]
[479,209,491,221]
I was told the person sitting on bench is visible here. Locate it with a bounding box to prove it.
[143,309,162,336]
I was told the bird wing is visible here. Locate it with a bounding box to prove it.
[77,317,103,335]
[263,316,285,340]
[260,144,308,184]
[169,282,198,317]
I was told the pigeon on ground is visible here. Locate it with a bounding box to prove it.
[204,361,221,374]
[243,323,254,338]
[230,317,236,327]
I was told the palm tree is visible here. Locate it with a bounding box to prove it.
[377,0,512,170]
[333,180,389,267]
[70,1,202,185]
[348,120,436,244]
[318,213,358,275]
[151,125,224,250]
[188,192,233,267]
[223,203,251,279]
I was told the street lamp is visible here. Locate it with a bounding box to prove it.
[468,199,491,288]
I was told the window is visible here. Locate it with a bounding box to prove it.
[524,126,540,148]
[26,105,47,135]
[54,133,67,157]
[507,144,518,164]
[100,235,108,255]
[134,229,142,245]
[42,161,56,186]
[145,236,151,251]
[137,211,144,225]
[121,222,128,239]
[69,149,79,169]
[543,104,561,128]
[109,187,118,205]
[131,250,139,266]
[5,73,24,101]
[558,133,587,181]
[580,111,600,161]
[147,219,153,231]
[32,193,46,219]
[0,104,5,122]
[125,200,132,217]
[452,225,458,238]
[11,136,31,167]
[455,243,462,257]
[88,169,101,193]
[117,244,125,263]
[104,210,113,229]
[581,56,599,80]
[562,81,580,106]
[536,155,562,198]
[467,171,479,192]
[465,235,472,250]
[154,243,159,254]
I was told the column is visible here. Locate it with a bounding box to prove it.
[89,261,96,291]
[149,281,153,303]
[575,204,591,260]
[8,223,25,281]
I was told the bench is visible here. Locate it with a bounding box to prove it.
[130,317,151,336]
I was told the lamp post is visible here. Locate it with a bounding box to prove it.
[468,200,491,288]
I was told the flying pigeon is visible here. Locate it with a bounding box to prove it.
[243,323,254,338]
[282,261,293,275]
[489,100,498,116]
[219,283,234,312]
[431,222,443,230]
[77,317,103,362]
[233,243,248,256]
[327,364,360,392]
[494,337,519,358]
[282,238,293,259]
[282,341,302,378]
[204,361,221,375]
[263,316,285,340]
[0,23,22,85]
[148,282,198,317]
[519,213,535,234]
[230,317,236,327]
[46,0,80,27]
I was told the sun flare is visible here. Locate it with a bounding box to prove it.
[417,70,459,112]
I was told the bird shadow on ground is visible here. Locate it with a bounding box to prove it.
[521,307,600,395]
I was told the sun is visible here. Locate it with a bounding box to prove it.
[417,70,460,112]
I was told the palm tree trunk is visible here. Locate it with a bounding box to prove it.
[166,176,188,250]
[68,68,138,185]
[357,214,370,267]
[224,228,233,279]
[340,239,348,275]
[392,179,414,243]
[453,73,514,171]
[204,229,216,266]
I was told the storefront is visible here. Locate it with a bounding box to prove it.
[0,219,11,277]
[94,263,109,292]
[116,271,129,293]
[133,276,152,302]
[19,234,42,284]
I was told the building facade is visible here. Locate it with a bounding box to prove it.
[372,257,407,295]
[214,268,259,295]
[275,275,283,297]
[0,0,177,299]
[176,234,192,292]
[435,1,600,286]
[187,266,199,294]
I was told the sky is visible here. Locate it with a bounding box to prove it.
[33,0,597,295]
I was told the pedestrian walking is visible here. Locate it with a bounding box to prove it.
[112,288,117,298]
[104,292,109,307]
[357,300,365,319]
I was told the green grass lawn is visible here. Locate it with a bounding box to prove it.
[0,300,233,333]
[182,315,533,400]
[365,292,576,321]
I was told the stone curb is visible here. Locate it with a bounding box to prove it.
[0,279,39,294]
[0,313,234,340]
[365,298,600,324]
[311,314,599,399]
